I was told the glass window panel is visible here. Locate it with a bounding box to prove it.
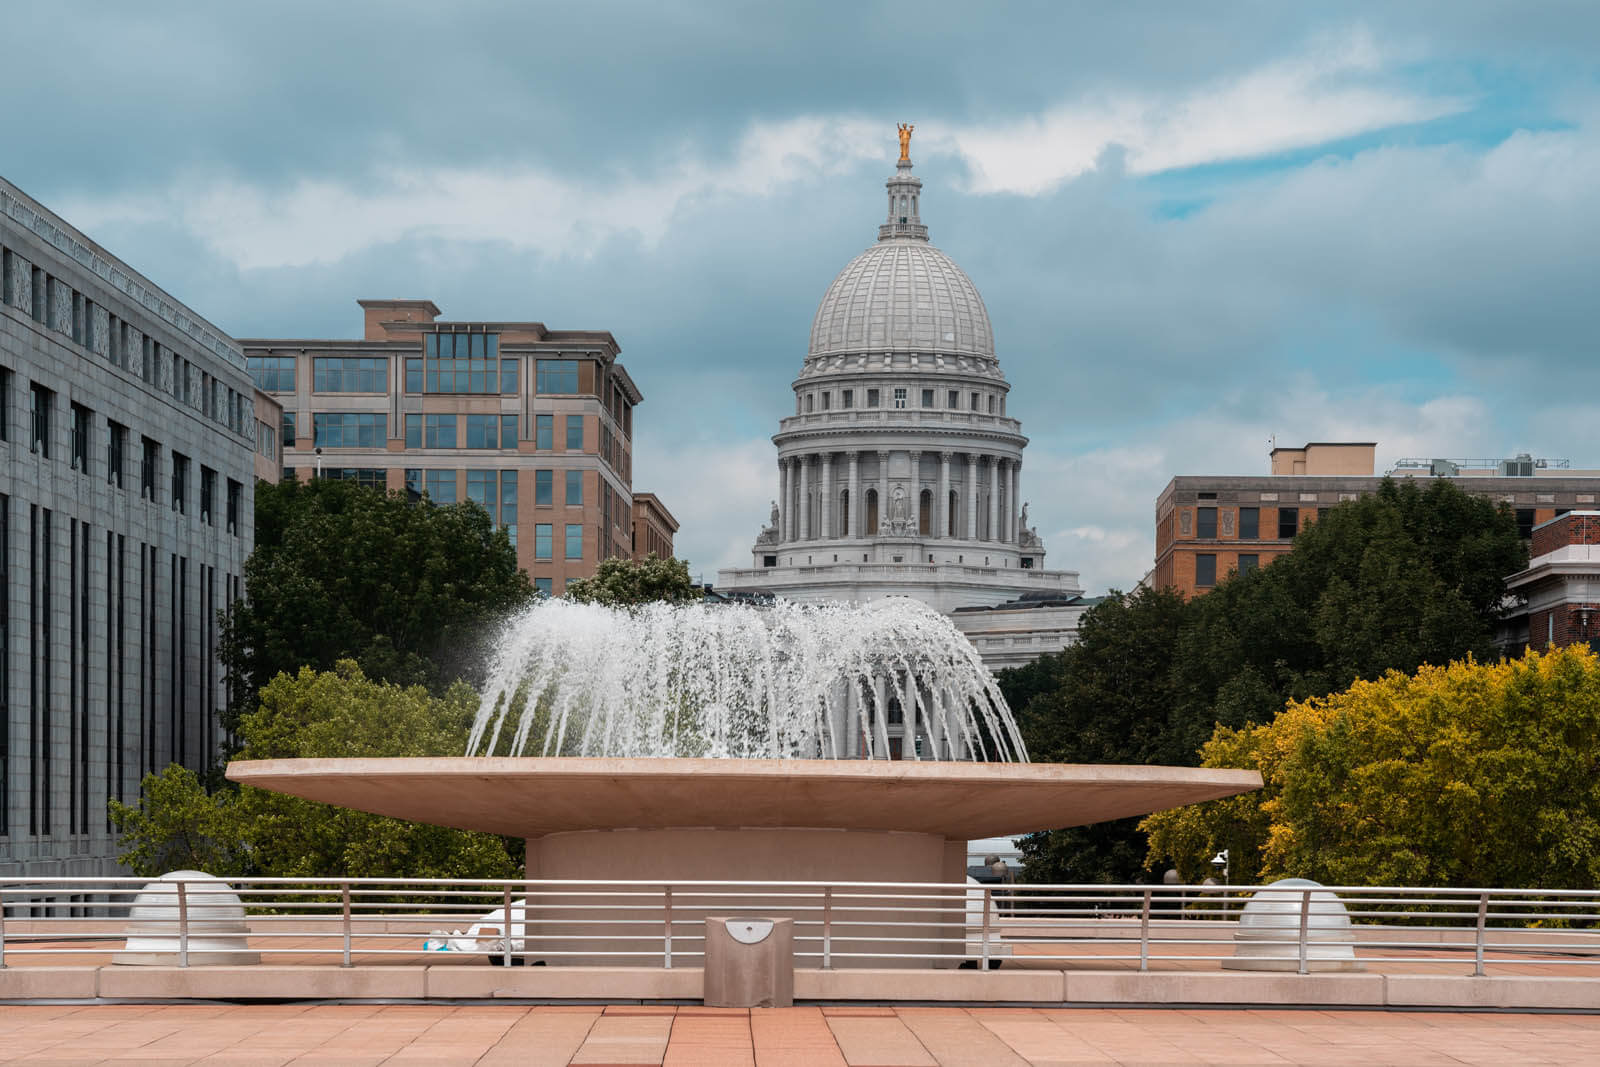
[566,415,583,450]
[566,469,583,506]
[534,577,552,596]
[405,469,423,499]
[312,412,387,448]
[469,334,483,358]
[565,523,583,560]
[406,358,423,393]
[425,469,456,503]
[535,523,553,560]
[486,335,499,358]
[536,414,552,449]
[535,469,552,506]
[405,414,422,449]
[501,414,517,448]
[536,359,580,394]
[425,335,438,357]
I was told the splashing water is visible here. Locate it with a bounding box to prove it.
[467,597,1028,761]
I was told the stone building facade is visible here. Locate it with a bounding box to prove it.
[1,176,275,876]
[718,144,1085,671]
[241,301,672,597]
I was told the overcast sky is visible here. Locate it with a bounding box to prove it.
[5,2,1598,590]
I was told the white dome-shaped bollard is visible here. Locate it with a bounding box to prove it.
[112,871,260,966]
[1222,878,1362,972]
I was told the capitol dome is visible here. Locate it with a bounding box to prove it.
[809,242,994,361]
[806,148,995,363]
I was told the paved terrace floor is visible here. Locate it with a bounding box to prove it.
[3,1003,1599,1065]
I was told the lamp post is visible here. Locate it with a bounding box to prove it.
[1211,849,1230,917]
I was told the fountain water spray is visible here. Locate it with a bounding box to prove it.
[468,597,1027,761]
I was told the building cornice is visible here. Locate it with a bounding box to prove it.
[2,176,244,371]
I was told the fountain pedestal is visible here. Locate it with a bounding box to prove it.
[227,756,1262,969]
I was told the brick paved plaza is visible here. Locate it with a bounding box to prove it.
[2,1002,1597,1065]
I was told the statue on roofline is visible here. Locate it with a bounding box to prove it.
[897,123,914,162]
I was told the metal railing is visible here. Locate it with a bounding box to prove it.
[3,879,1599,975]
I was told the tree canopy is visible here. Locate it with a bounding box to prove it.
[1003,478,1527,883]
[563,553,699,607]
[111,663,520,879]
[1143,646,1600,889]
[219,477,532,731]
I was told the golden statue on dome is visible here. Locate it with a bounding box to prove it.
[897,122,914,162]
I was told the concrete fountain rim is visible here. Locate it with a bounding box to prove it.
[226,757,1262,841]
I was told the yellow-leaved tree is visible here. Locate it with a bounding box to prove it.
[1144,645,1600,888]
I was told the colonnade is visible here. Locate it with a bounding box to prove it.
[775,449,1021,545]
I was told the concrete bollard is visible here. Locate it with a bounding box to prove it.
[703,916,794,1008]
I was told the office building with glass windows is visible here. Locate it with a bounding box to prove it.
[1,176,277,876]
[241,300,672,595]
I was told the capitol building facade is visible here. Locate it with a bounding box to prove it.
[718,137,1090,668]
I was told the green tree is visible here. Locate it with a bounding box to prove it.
[1144,646,1600,889]
[1004,587,1188,882]
[1008,479,1526,883]
[112,663,520,879]
[564,553,698,607]
[219,477,532,732]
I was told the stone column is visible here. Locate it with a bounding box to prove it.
[798,455,811,542]
[1010,460,1021,543]
[820,453,833,539]
[908,451,922,535]
[938,452,951,540]
[848,452,861,538]
[988,458,1001,542]
[778,457,790,543]
[966,454,980,540]
[877,450,890,535]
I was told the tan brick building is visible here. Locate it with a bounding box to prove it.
[630,492,678,562]
[242,299,673,596]
[1154,442,1600,599]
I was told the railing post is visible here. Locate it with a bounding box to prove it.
[822,887,833,971]
[1296,887,1311,976]
[176,880,190,968]
[502,885,514,968]
[980,885,992,971]
[1139,889,1152,973]
[1474,892,1490,977]
[341,884,353,968]
[663,885,673,970]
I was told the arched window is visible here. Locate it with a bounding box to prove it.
[866,488,879,534]
[919,489,932,535]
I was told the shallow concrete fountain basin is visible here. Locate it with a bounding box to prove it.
[227,757,1259,967]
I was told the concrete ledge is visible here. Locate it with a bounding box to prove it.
[0,967,100,999]
[1384,974,1600,1010]
[1065,971,1387,1006]
[424,965,703,1000]
[95,965,427,1000]
[3,964,1599,1010]
[797,967,1066,1002]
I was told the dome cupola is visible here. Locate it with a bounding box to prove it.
[806,131,995,363]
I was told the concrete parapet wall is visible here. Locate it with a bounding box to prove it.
[3,965,1599,1010]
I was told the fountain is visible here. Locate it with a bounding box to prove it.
[229,596,1261,966]
[468,598,1024,761]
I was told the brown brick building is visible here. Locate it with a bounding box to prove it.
[1506,512,1600,649]
[1154,442,1600,599]
[242,299,674,596]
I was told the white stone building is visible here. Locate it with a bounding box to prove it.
[718,145,1088,667]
